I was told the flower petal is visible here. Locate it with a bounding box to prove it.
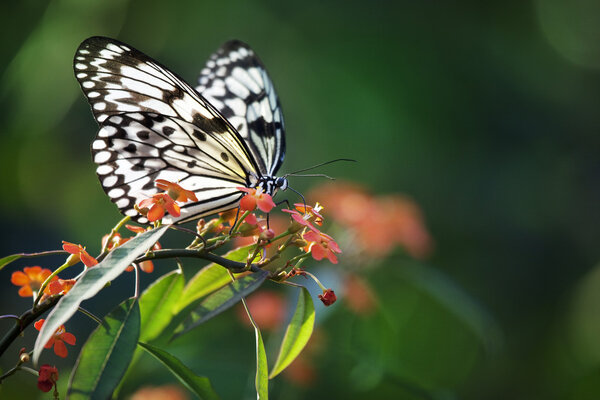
[257,194,276,213]
[147,204,165,222]
[53,340,68,358]
[34,319,45,330]
[310,244,326,261]
[165,200,180,217]
[139,260,154,273]
[62,242,81,255]
[11,271,30,286]
[240,194,257,211]
[61,332,76,346]
[79,250,98,267]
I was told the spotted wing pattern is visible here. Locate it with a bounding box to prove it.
[74,36,262,223]
[196,41,285,177]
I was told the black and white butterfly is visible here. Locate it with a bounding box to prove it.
[74,37,287,224]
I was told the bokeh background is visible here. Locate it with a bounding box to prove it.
[1,0,599,399]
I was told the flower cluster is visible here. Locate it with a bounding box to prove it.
[2,177,354,396]
[310,182,432,259]
[283,203,342,265]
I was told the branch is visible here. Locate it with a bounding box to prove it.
[0,295,61,357]
[135,249,263,273]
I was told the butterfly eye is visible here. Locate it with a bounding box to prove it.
[276,177,288,191]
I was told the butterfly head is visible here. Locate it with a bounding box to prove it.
[252,175,288,196]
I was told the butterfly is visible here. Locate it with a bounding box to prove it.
[74,36,287,224]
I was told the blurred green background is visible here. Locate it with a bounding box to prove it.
[1,0,599,399]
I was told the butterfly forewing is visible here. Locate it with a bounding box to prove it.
[196,40,286,177]
[75,36,268,223]
[93,112,247,224]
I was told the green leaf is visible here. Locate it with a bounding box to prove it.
[33,225,168,365]
[253,312,269,399]
[269,287,315,379]
[139,270,184,342]
[67,298,140,400]
[0,254,21,271]
[240,297,269,399]
[175,245,256,313]
[174,270,269,339]
[138,342,219,400]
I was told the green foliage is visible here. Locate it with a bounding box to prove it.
[240,298,269,400]
[0,254,21,271]
[33,226,168,365]
[67,298,140,400]
[175,245,254,313]
[175,269,269,339]
[269,287,315,379]
[139,270,185,343]
[138,342,219,400]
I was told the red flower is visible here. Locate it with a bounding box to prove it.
[34,319,76,358]
[62,241,98,267]
[281,209,315,232]
[237,187,276,213]
[302,230,342,264]
[309,182,433,259]
[37,364,58,392]
[318,289,337,306]
[139,193,181,222]
[11,266,56,297]
[48,279,76,295]
[155,179,198,203]
[292,203,324,226]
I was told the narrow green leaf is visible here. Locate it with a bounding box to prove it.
[241,297,269,399]
[174,270,268,339]
[254,314,269,399]
[269,287,315,379]
[67,298,140,400]
[0,254,21,271]
[33,225,168,365]
[139,270,184,342]
[138,342,219,400]
[175,245,256,313]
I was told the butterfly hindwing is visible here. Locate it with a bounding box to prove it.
[196,40,286,177]
[93,112,247,224]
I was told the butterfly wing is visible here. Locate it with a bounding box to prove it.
[75,36,260,223]
[196,41,285,177]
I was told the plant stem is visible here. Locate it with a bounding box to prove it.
[33,261,72,309]
[0,296,61,358]
[135,249,264,273]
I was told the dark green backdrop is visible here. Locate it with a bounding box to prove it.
[1,1,599,399]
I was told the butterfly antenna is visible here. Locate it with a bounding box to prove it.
[287,185,307,211]
[284,158,356,177]
[286,173,335,180]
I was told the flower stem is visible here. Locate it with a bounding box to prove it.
[301,270,328,291]
[33,262,71,309]
[100,215,131,254]
[77,307,103,325]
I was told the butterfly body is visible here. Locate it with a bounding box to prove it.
[74,37,286,224]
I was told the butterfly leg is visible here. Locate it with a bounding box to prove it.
[228,206,242,235]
